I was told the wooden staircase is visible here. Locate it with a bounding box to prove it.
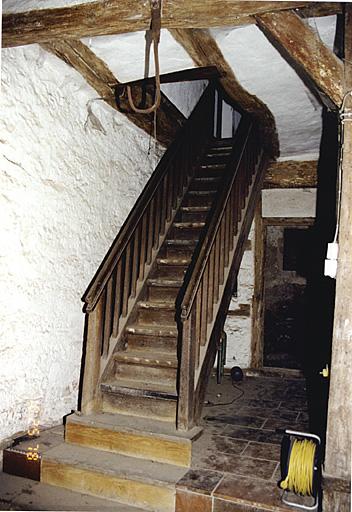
[26,82,269,510]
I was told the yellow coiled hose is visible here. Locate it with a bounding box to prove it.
[280,439,316,496]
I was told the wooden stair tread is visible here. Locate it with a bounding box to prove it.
[193,176,221,182]
[42,443,186,487]
[114,350,178,368]
[101,379,177,398]
[180,206,210,212]
[173,222,205,229]
[156,257,191,266]
[125,324,178,337]
[187,189,217,195]
[137,300,175,310]
[164,239,197,247]
[147,277,183,287]
[67,412,202,441]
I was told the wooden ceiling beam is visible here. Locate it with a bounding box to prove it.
[170,28,279,158]
[256,10,344,108]
[2,1,342,48]
[263,160,318,189]
[41,40,185,147]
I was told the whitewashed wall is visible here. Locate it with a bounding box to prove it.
[224,189,317,369]
[0,44,165,444]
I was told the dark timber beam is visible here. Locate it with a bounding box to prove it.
[2,1,341,48]
[263,160,318,188]
[41,40,185,147]
[256,10,344,108]
[170,28,279,158]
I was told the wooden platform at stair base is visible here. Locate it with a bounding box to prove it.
[41,443,186,512]
[65,412,202,467]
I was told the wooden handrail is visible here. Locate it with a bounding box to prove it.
[179,116,252,320]
[82,82,215,312]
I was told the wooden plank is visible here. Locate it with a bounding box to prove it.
[102,279,113,357]
[256,10,344,108]
[263,159,318,189]
[112,261,122,337]
[324,4,352,482]
[170,28,279,157]
[41,40,185,147]
[177,309,196,431]
[3,2,341,48]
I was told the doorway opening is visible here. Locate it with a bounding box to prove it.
[262,218,314,370]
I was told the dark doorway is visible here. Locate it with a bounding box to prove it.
[263,219,314,370]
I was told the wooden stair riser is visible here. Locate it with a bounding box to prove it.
[182,192,216,207]
[114,360,177,385]
[164,243,196,259]
[178,208,210,223]
[153,263,188,280]
[102,391,176,422]
[41,459,175,512]
[137,305,176,325]
[194,166,225,178]
[65,422,192,467]
[169,225,202,241]
[126,332,178,352]
[189,177,221,191]
[147,283,180,302]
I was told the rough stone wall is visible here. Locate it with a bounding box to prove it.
[224,189,317,369]
[0,44,165,443]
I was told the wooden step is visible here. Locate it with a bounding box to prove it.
[198,163,227,172]
[125,328,177,353]
[147,277,183,302]
[190,176,222,190]
[212,137,234,148]
[65,412,202,467]
[169,221,205,240]
[41,443,185,511]
[163,239,197,258]
[114,350,177,385]
[137,300,176,325]
[178,206,210,222]
[153,261,188,279]
[183,190,217,206]
[101,381,177,422]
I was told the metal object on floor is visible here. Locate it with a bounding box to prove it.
[216,330,227,384]
[279,429,321,511]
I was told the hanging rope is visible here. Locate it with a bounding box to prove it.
[127,0,162,114]
[280,439,316,497]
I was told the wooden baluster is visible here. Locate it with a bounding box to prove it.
[167,167,173,221]
[219,218,225,284]
[195,286,202,368]
[229,186,235,250]
[224,199,230,266]
[153,188,161,249]
[214,233,220,303]
[112,260,122,338]
[160,174,168,235]
[139,212,147,280]
[122,244,131,316]
[102,278,113,357]
[131,226,140,298]
[147,199,154,264]
[208,247,215,323]
[201,263,209,346]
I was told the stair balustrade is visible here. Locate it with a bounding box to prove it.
[80,83,216,414]
[176,108,268,430]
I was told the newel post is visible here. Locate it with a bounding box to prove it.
[177,308,196,431]
[80,295,104,415]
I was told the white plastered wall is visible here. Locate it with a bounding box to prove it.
[0,44,205,443]
[224,188,317,369]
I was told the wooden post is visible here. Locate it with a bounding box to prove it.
[324,6,352,511]
[251,198,265,368]
[80,297,104,415]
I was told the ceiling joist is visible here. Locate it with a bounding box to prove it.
[41,40,185,147]
[170,28,279,157]
[256,10,344,108]
[2,1,342,49]
[263,160,318,189]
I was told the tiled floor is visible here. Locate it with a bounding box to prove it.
[176,373,310,512]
